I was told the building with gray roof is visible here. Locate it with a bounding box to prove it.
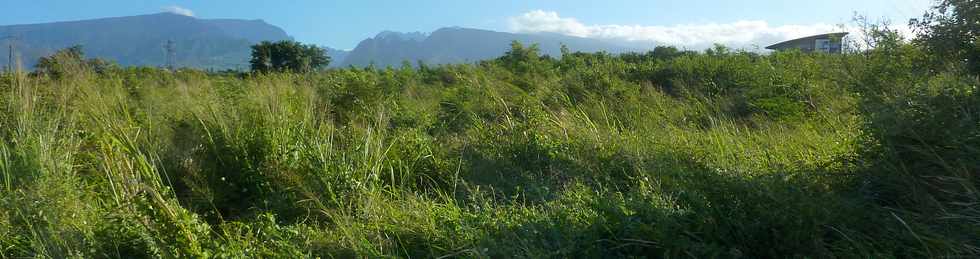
[766,32,849,53]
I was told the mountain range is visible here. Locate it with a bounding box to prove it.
[339,28,645,68]
[0,13,290,70]
[0,13,651,70]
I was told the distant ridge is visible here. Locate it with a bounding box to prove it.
[0,13,292,70]
[341,27,647,68]
[323,47,351,67]
[0,13,652,70]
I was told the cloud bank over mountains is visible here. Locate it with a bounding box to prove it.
[509,10,851,50]
[162,5,195,17]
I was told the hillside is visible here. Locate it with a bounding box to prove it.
[0,15,642,70]
[0,13,292,70]
[341,27,643,67]
[323,47,351,67]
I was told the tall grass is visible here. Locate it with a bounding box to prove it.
[0,45,976,258]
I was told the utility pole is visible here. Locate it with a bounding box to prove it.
[1,35,16,73]
[6,44,10,73]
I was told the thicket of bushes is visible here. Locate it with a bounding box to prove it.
[1,5,978,257]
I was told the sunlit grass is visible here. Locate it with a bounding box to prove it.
[0,47,976,258]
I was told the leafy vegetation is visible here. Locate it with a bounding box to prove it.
[250,40,330,73]
[0,4,978,258]
[34,45,119,78]
[911,0,980,75]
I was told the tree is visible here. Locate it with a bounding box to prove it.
[498,41,546,75]
[651,46,684,60]
[35,45,85,74]
[911,0,980,75]
[35,45,118,78]
[250,41,330,73]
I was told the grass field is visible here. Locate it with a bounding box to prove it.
[0,41,977,258]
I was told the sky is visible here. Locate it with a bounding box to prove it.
[0,0,934,50]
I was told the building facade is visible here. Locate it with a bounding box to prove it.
[766,33,849,53]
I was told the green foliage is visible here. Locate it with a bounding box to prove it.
[1,14,979,256]
[911,0,980,75]
[846,16,980,251]
[498,41,547,75]
[250,41,330,73]
[34,45,120,78]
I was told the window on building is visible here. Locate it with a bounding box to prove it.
[815,39,831,53]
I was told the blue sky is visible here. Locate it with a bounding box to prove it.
[1,0,933,49]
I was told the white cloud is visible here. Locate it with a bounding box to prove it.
[162,5,195,17]
[509,10,874,50]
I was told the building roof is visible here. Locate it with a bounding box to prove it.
[765,32,849,50]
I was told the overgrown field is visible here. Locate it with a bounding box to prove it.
[0,40,977,257]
